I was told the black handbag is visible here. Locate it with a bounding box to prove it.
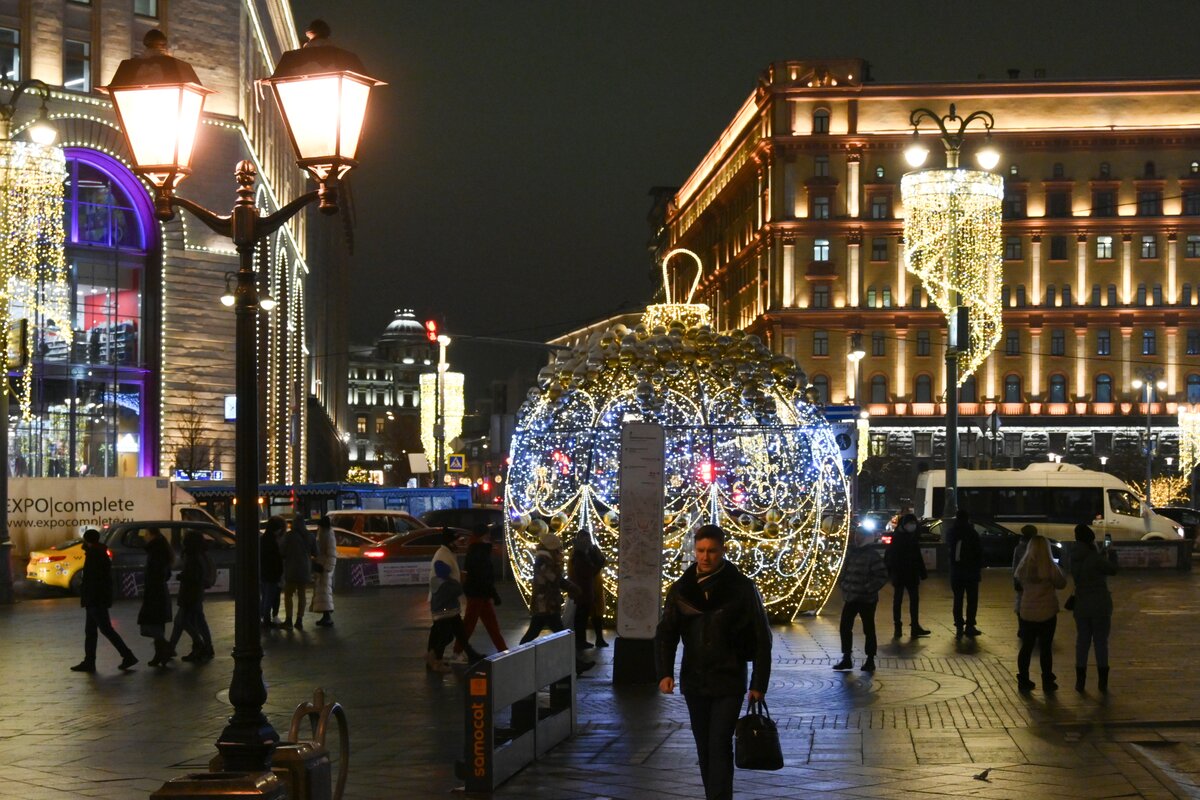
[734,697,783,771]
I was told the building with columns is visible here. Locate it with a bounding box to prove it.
[655,59,1200,507]
[0,0,354,495]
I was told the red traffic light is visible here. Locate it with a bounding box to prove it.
[481,481,491,494]
[424,319,438,342]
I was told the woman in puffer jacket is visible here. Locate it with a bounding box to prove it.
[1013,535,1067,693]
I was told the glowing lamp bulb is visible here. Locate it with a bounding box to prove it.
[975,144,1001,171]
[904,134,929,168]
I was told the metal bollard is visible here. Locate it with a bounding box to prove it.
[210,689,348,800]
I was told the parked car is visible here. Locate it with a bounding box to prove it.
[324,510,427,542]
[360,528,470,561]
[922,517,1063,567]
[420,505,504,535]
[853,511,893,544]
[26,521,236,594]
[1152,506,1200,550]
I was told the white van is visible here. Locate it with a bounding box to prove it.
[915,464,1185,542]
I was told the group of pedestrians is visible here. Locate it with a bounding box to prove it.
[259,514,337,630]
[835,506,1119,697]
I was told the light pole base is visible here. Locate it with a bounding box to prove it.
[149,771,284,799]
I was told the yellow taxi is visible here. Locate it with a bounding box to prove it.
[26,537,88,592]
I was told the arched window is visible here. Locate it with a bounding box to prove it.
[914,374,933,403]
[1048,374,1068,403]
[1052,162,1065,178]
[811,374,829,404]
[1099,161,1111,177]
[874,165,885,179]
[866,286,877,307]
[1188,374,1200,403]
[870,375,888,404]
[1095,374,1113,403]
[961,375,978,403]
[812,108,830,134]
[1004,375,1022,403]
[1045,285,1056,306]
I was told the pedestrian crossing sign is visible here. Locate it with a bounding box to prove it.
[447,453,466,472]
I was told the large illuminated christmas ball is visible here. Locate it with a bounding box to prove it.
[504,302,849,621]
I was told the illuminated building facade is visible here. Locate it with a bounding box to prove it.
[657,59,1200,506]
[0,0,338,484]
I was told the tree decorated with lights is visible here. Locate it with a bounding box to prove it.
[505,250,850,621]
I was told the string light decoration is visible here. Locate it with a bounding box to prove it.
[505,250,850,622]
[1178,409,1200,477]
[0,140,70,419]
[901,168,1003,383]
[419,370,463,467]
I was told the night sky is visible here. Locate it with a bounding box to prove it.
[290,0,1200,405]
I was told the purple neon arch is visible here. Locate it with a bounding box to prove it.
[63,147,157,250]
[63,148,157,476]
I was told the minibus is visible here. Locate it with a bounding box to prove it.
[915,463,1184,542]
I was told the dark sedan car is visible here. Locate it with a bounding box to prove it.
[1153,507,1200,550]
[923,517,1062,568]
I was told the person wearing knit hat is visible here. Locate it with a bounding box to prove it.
[519,527,579,647]
[1069,521,1118,692]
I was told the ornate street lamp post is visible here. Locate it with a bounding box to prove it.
[102,23,382,777]
[1131,368,1166,508]
[901,105,1003,519]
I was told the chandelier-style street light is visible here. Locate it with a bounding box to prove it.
[0,78,68,605]
[102,22,382,784]
[901,105,1003,518]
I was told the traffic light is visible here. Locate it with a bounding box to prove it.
[424,319,438,342]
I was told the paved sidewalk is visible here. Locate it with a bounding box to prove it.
[1,568,1197,798]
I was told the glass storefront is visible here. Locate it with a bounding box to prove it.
[8,150,153,478]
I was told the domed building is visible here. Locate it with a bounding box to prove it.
[347,310,437,484]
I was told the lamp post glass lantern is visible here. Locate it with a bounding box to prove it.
[901,105,1003,519]
[102,23,381,775]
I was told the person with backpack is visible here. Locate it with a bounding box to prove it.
[167,529,215,663]
[70,528,138,673]
[833,524,890,672]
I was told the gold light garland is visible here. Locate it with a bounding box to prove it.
[419,371,464,469]
[901,168,1003,383]
[1178,409,1200,477]
[0,141,70,419]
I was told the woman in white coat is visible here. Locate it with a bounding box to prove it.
[311,515,338,627]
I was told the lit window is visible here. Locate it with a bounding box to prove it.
[1097,330,1111,356]
[1142,329,1156,355]
[375,417,385,434]
[866,287,876,307]
[1096,235,1113,260]
[1140,235,1157,259]
[356,415,367,435]
[813,238,830,261]
[134,0,158,17]
[869,432,888,457]
[1009,164,1019,176]
[874,165,885,179]
[881,287,892,308]
[64,39,91,92]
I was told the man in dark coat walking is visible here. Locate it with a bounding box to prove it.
[946,509,984,639]
[139,527,175,667]
[72,529,138,672]
[656,525,772,800]
[884,514,930,638]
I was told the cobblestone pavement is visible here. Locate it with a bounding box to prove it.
[1,567,1198,798]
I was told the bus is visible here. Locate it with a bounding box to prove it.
[915,464,1185,542]
[173,482,472,532]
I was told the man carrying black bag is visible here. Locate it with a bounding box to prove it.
[656,524,773,800]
